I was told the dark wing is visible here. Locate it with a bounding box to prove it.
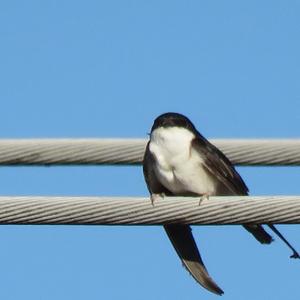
[192,134,274,244]
[191,134,248,195]
[143,141,172,195]
[192,133,298,255]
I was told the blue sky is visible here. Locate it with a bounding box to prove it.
[0,1,300,299]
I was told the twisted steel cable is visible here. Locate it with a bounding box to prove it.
[0,138,299,165]
[0,196,299,225]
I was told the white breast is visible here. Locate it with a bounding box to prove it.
[149,127,216,195]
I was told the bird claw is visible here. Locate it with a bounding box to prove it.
[199,194,210,206]
[150,193,165,206]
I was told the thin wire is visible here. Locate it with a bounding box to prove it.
[0,196,299,225]
[0,138,299,166]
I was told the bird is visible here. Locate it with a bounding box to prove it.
[143,112,299,295]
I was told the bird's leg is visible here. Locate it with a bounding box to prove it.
[199,193,210,206]
[150,193,165,206]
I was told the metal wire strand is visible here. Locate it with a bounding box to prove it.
[0,139,299,166]
[0,196,299,225]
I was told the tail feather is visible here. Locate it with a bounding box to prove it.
[243,225,273,244]
[164,224,224,295]
[268,224,300,259]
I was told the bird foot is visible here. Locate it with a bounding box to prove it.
[150,193,165,206]
[199,194,210,206]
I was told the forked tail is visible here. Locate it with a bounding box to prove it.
[164,224,224,295]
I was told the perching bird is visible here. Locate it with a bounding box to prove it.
[143,112,299,295]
